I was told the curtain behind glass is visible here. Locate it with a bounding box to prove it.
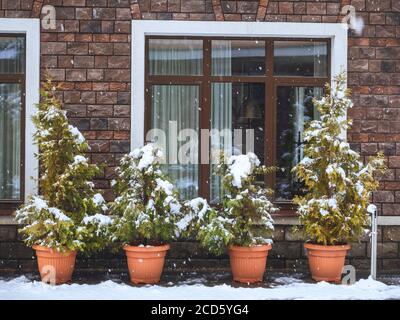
[211,40,232,76]
[0,37,25,74]
[151,85,199,199]
[210,42,232,203]
[211,83,232,203]
[149,39,203,75]
[0,83,21,200]
[274,41,327,77]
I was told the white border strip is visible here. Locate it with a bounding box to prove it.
[272,216,400,226]
[131,20,348,149]
[0,18,40,202]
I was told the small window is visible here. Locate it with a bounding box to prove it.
[148,39,203,76]
[0,36,25,74]
[212,40,265,76]
[0,35,25,204]
[274,41,328,77]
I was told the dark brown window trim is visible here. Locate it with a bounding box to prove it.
[144,36,331,213]
[0,34,26,215]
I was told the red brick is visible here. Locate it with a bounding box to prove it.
[114,105,130,117]
[42,42,66,55]
[87,69,104,81]
[88,140,110,153]
[67,43,88,55]
[97,92,118,104]
[66,69,86,81]
[73,56,94,68]
[114,131,130,140]
[389,156,400,168]
[373,191,395,203]
[88,43,114,55]
[76,8,92,20]
[93,8,116,20]
[75,34,92,42]
[279,2,293,14]
[116,8,132,20]
[168,0,181,12]
[151,0,167,11]
[104,69,130,81]
[236,1,258,13]
[58,56,74,68]
[306,3,326,15]
[109,83,127,91]
[115,21,131,33]
[88,105,114,117]
[181,0,205,12]
[108,118,130,130]
[63,0,85,6]
[113,43,130,55]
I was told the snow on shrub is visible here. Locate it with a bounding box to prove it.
[15,79,112,252]
[193,152,278,256]
[292,73,386,246]
[110,143,187,246]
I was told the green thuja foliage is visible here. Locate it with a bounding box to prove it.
[292,73,386,246]
[15,78,112,252]
[196,152,278,255]
[109,144,182,246]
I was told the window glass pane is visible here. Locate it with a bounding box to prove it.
[0,36,25,74]
[274,41,327,77]
[276,86,322,201]
[149,85,199,199]
[149,39,203,75]
[212,40,265,76]
[0,83,21,200]
[211,82,265,203]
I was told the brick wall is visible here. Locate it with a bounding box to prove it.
[2,224,400,273]
[0,0,399,274]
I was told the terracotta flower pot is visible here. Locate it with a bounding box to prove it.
[228,244,272,283]
[124,244,170,284]
[304,243,351,283]
[33,245,77,285]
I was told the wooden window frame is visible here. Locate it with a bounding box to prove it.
[0,34,26,214]
[144,36,331,213]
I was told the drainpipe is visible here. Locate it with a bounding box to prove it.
[370,208,378,280]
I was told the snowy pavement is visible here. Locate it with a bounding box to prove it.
[1,276,400,300]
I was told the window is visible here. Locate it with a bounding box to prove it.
[145,36,330,204]
[132,21,347,208]
[0,18,40,215]
[0,35,25,210]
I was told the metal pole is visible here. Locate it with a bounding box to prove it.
[370,208,378,280]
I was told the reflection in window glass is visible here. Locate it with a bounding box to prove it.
[276,86,322,201]
[212,40,265,76]
[274,41,327,77]
[150,85,199,199]
[211,83,265,203]
[149,39,203,75]
[0,83,21,200]
[0,37,25,74]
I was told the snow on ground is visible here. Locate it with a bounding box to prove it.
[1,276,400,300]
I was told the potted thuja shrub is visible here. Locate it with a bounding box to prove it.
[194,152,278,283]
[15,79,112,284]
[292,73,386,282]
[110,144,184,284]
